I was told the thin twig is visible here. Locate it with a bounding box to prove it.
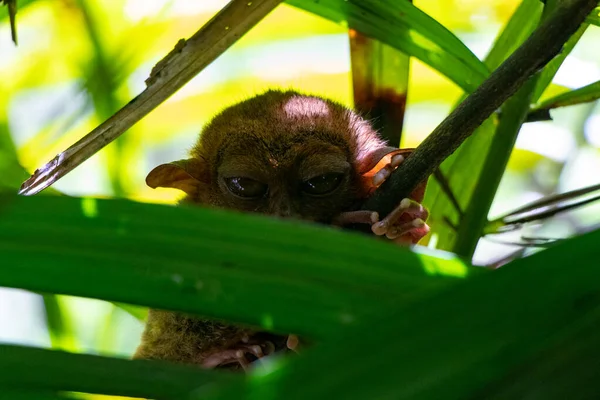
[361,0,599,217]
[433,169,464,217]
[18,0,283,196]
[498,192,600,227]
[2,0,17,44]
[494,182,600,223]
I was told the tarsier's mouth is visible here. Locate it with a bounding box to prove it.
[203,332,294,372]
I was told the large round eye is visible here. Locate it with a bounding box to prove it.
[301,173,343,196]
[224,177,268,199]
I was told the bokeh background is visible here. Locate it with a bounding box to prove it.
[1,0,599,364]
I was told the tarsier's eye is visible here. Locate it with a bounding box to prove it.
[224,177,268,199]
[302,173,343,196]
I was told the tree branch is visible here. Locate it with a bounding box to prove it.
[18,0,283,196]
[361,0,599,216]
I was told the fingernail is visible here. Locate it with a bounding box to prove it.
[287,334,299,350]
[400,198,411,209]
[370,212,379,224]
[372,221,387,235]
[391,154,404,167]
[373,169,390,186]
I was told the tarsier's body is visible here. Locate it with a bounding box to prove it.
[134,90,429,370]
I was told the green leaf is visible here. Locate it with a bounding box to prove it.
[585,7,600,26]
[0,344,235,399]
[0,112,61,196]
[111,302,148,322]
[287,0,489,92]
[0,0,39,45]
[451,76,539,257]
[472,313,600,399]
[533,79,600,111]
[0,122,61,195]
[0,195,477,340]
[531,21,589,102]
[232,228,600,399]
[483,0,543,70]
[349,32,410,146]
[0,389,76,400]
[0,0,37,20]
[423,0,542,253]
[423,0,589,255]
[75,0,130,197]
[0,121,30,193]
[43,295,79,351]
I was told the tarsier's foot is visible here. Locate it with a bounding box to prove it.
[201,337,275,370]
[286,334,301,353]
[201,333,295,371]
[334,202,429,245]
[370,198,430,244]
[334,153,430,245]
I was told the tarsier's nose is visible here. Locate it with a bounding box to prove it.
[268,195,301,219]
[271,205,301,219]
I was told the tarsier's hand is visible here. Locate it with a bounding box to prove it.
[334,152,430,245]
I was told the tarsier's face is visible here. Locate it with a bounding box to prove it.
[146,90,393,223]
[215,138,357,222]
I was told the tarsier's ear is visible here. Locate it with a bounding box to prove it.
[146,158,209,197]
[359,146,428,203]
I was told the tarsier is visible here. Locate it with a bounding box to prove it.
[134,90,430,370]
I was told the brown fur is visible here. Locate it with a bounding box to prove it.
[134,311,251,363]
[135,89,396,366]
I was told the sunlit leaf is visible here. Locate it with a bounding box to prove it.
[0,0,37,20]
[0,122,30,192]
[483,0,543,70]
[43,294,79,352]
[532,80,600,111]
[585,7,600,26]
[287,0,489,92]
[0,120,61,196]
[17,0,285,197]
[74,0,132,197]
[531,20,589,102]
[111,303,148,322]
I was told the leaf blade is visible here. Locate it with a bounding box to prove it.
[287,0,488,92]
[235,228,600,399]
[533,79,600,111]
[0,195,476,340]
[422,0,544,252]
[0,344,235,399]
